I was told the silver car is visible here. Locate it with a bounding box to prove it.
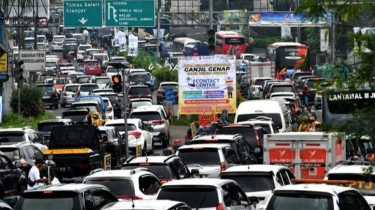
[248,77,272,99]
[76,83,99,98]
[61,84,79,108]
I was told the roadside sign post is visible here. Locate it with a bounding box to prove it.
[64,0,103,27]
[19,50,46,72]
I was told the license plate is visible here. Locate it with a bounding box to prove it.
[58,167,67,171]
[43,96,50,99]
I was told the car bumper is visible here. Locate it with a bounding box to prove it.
[157,95,178,103]
[42,98,58,105]
[77,54,84,60]
[52,45,63,50]
[251,91,261,99]
[61,97,75,104]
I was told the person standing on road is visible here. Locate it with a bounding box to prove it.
[28,158,47,190]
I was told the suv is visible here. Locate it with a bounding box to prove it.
[92,53,109,71]
[83,168,161,200]
[52,35,66,51]
[0,154,27,198]
[260,80,280,99]
[102,200,191,210]
[128,85,152,100]
[248,77,272,100]
[266,83,296,99]
[70,101,104,117]
[61,84,79,108]
[77,83,100,97]
[156,179,252,210]
[62,43,78,59]
[36,84,59,109]
[220,165,294,204]
[157,82,178,104]
[129,105,170,147]
[176,144,236,178]
[93,92,121,119]
[37,119,73,143]
[122,155,198,183]
[237,116,280,134]
[0,127,47,151]
[77,44,92,62]
[14,184,118,210]
[189,134,254,164]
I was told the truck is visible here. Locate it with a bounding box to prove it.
[263,132,346,179]
[42,125,109,179]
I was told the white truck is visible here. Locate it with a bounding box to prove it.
[263,132,346,179]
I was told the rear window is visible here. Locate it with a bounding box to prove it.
[84,179,135,196]
[130,101,152,108]
[1,148,21,161]
[129,112,161,121]
[271,85,294,93]
[177,148,220,166]
[160,85,178,90]
[267,192,333,210]
[221,173,275,192]
[64,45,77,50]
[130,74,151,82]
[93,55,108,61]
[71,105,98,112]
[37,85,54,92]
[77,77,90,83]
[122,164,172,179]
[216,127,257,147]
[105,123,137,132]
[94,78,110,84]
[0,133,26,143]
[85,61,99,66]
[38,122,65,132]
[79,46,91,51]
[237,114,283,129]
[87,50,101,56]
[254,79,269,86]
[128,87,151,95]
[107,68,117,73]
[99,95,117,105]
[17,191,80,210]
[157,187,219,208]
[80,85,99,91]
[65,85,78,92]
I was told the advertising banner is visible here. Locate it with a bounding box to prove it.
[128,33,138,56]
[178,55,237,115]
[249,12,332,26]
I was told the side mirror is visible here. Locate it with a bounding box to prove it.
[14,161,22,168]
[254,147,261,154]
[191,169,199,175]
[249,196,259,204]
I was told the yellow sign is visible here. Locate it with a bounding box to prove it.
[0,53,7,73]
[104,154,111,170]
[42,148,90,155]
[135,144,142,156]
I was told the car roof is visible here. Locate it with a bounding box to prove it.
[105,119,141,125]
[129,85,149,88]
[160,82,178,85]
[38,119,72,123]
[103,200,185,210]
[125,155,176,164]
[223,164,289,173]
[79,83,98,86]
[178,143,229,150]
[327,164,375,175]
[84,169,151,179]
[23,184,106,194]
[193,134,238,141]
[273,184,352,195]
[0,142,34,148]
[162,178,234,188]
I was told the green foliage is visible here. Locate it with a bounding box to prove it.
[302,28,320,50]
[252,37,281,48]
[200,35,208,42]
[132,51,158,69]
[10,86,45,117]
[152,66,178,84]
[1,112,53,129]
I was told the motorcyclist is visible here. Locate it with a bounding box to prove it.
[66,52,73,62]
[186,121,203,139]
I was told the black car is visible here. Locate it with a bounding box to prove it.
[14,184,118,210]
[127,85,152,100]
[93,93,122,119]
[62,43,78,59]
[129,72,153,90]
[37,119,73,143]
[36,84,59,109]
[0,154,27,198]
[0,142,44,176]
[61,110,89,124]
[156,82,178,104]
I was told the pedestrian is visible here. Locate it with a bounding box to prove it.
[285,75,291,83]
[27,158,47,190]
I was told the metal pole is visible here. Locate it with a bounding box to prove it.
[17,83,21,115]
[331,12,336,64]
[209,0,213,29]
[156,8,161,58]
[122,69,129,158]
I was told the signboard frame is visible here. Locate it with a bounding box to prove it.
[104,154,111,170]
[19,50,46,72]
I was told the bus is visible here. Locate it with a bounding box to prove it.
[266,42,309,78]
[172,38,200,51]
[215,31,246,58]
[322,86,375,127]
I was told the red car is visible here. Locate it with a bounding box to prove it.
[83,59,101,76]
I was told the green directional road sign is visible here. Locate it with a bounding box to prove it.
[64,0,103,27]
[105,0,155,27]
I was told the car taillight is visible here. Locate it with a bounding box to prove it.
[152,120,165,125]
[255,130,261,146]
[146,94,152,97]
[220,162,226,171]
[118,195,142,200]
[129,131,142,139]
[160,179,170,184]
[217,203,224,210]
[317,91,322,95]
[107,107,113,111]
[63,92,67,96]
[157,90,163,94]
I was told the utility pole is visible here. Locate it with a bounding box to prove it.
[331,12,336,64]
[209,0,213,29]
[122,69,129,159]
[32,0,40,84]
[156,5,161,58]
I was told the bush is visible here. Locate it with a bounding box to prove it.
[132,51,158,69]
[10,86,45,117]
[252,36,281,48]
[152,66,178,84]
[1,112,53,129]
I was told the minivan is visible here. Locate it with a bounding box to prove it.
[235,99,292,132]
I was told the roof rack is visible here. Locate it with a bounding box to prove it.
[130,168,149,175]
[164,154,177,163]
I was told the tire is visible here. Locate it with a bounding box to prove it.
[142,142,147,156]
[61,103,65,108]
[55,104,58,109]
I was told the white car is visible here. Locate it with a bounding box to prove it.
[105,118,154,155]
[102,97,114,120]
[46,55,59,63]
[105,66,118,78]
[0,127,48,151]
[77,44,92,62]
[269,92,295,99]
[61,84,79,108]
[90,76,111,89]
[101,200,190,210]
[37,34,48,47]
[237,116,280,134]
[83,168,161,200]
[52,35,66,51]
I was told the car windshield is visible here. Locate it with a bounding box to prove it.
[85,61,99,66]
[129,112,161,121]
[65,85,78,92]
[37,44,46,49]
[1,148,21,161]
[237,114,283,129]
[161,85,178,90]
[130,74,151,82]
[157,187,219,208]
[37,85,54,92]
[54,37,65,42]
[94,78,110,84]
[80,85,99,91]
[93,55,108,61]
[221,174,275,192]
[271,86,294,93]
[46,62,56,67]
[128,87,151,95]
[0,133,25,143]
[107,68,117,73]
[178,148,220,166]
[38,122,65,132]
[267,193,333,210]
[25,39,34,44]
[131,101,152,108]
[19,191,79,210]
[79,46,91,51]
[84,179,135,196]
[64,45,77,50]
[71,105,98,112]
[77,77,90,83]
[106,123,137,132]
[255,79,270,86]
[122,164,172,179]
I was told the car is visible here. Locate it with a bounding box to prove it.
[157,82,178,104]
[128,85,152,99]
[122,155,198,183]
[0,127,48,151]
[266,83,296,99]
[126,98,153,116]
[102,200,191,210]
[90,76,111,89]
[70,101,104,117]
[92,92,120,118]
[248,77,273,99]
[77,44,92,62]
[24,37,34,49]
[83,59,101,76]
[237,116,280,134]
[61,84,79,107]
[84,49,102,60]
[105,118,154,155]
[76,83,100,97]
[0,154,27,198]
[220,165,295,204]
[129,71,155,91]
[36,43,49,51]
[72,33,85,44]
[156,179,252,210]
[67,72,84,80]
[102,97,114,120]
[176,144,237,178]
[83,168,161,199]
[189,134,254,164]
[37,34,48,47]
[52,35,66,51]
[97,126,121,143]
[45,61,58,75]
[269,92,295,99]
[37,119,73,143]
[92,53,109,71]
[290,71,313,83]
[260,80,280,99]
[36,84,59,109]
[14,184,118,210]
[129,106,170,147]
[62,43,78,59]
[105,66,119,78]
[64,37,78,45]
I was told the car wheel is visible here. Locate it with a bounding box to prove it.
[55,104,58,109]
[61,103,65,108]
[142,142,147,156]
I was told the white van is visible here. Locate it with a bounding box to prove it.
[235,99,292,132]
[52,35,66,51]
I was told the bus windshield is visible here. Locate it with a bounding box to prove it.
[276,46,307,69]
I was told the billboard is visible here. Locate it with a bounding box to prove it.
[7,0,50,18]
[249,12,332,27]
[178,55,237,115]
[19,50,46,72]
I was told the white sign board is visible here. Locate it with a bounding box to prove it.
[128,34,138,56]
[320,29,329,52]
[7,0,50,18]
[19,50,46,72]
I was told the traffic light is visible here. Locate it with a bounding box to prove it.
[207,29,216,53]
[112,75,122,93]
[15,60,24,84]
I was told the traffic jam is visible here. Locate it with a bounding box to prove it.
[2,23,375,210]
